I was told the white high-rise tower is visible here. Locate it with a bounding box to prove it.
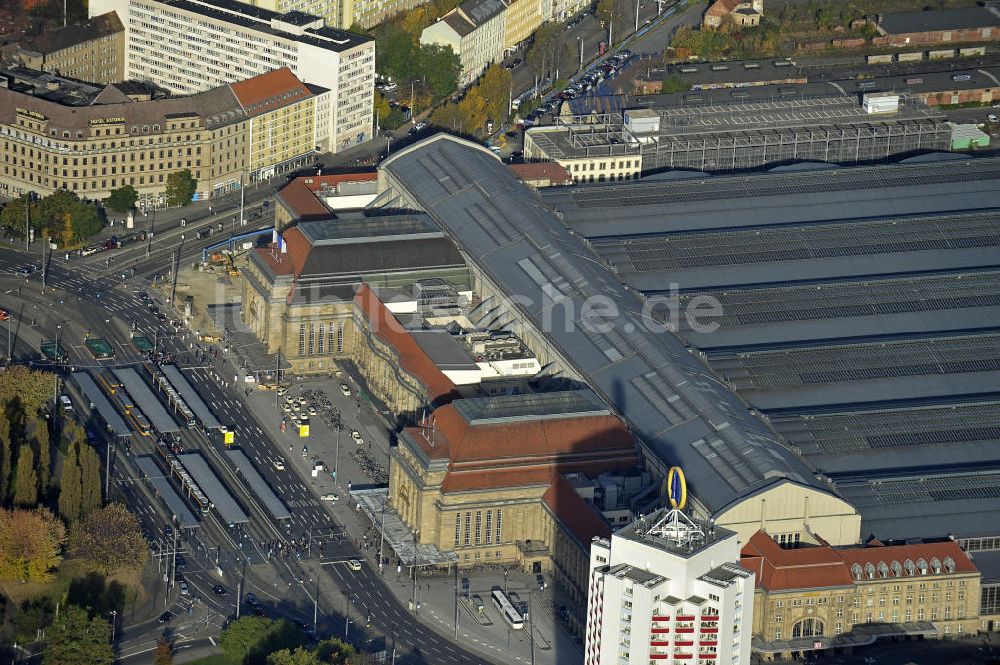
[584,468,754,665]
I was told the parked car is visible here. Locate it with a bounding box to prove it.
[213,584,228,596]
[350,430,363,444]
[180,581,189,595]
[273,459,285,471]
[245,593,259,606]
[339,383,352,396]
[321,492,340,502]
[159,611,172,623]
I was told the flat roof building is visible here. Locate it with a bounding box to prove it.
[876,6,1000,45]
[586,508,754,665]
[525,94,951,179]
[540,152,1000,548]
[89,0,374,152]
[664,59,805,90]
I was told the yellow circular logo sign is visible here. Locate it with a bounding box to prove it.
[668,466,687,510]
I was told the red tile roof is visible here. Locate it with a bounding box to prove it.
[741,530,978,592]
[544,474,613,546]
[508,162,572,186]
[276,172,378,221]
[253,226,311,277]
[705,0,741,17]
[229,67,312,118]
[354,284,459,406]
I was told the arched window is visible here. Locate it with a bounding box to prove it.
[944,556,956,573]
[931,557,942,574]
[852,563,863,580]
[865,562,876,580]
[792,619,824,638]
[877,562,890,579]
[891,561,903,577]
[917,558,928,575]
[904,559,916,576]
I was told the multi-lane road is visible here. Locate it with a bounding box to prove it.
[0,237,496,664]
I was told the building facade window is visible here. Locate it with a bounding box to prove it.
[336,322,345,353]
[317,323,325,355]
[485,510,493,545]
[475,511,482,545]
[464,513,471,546]
[495,508,502,543]
[454,513,461,548]
[298,324,305,356]
[308,323,315,355]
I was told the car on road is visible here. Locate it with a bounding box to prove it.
[339,383,352,396]
[293,620,311,632]
[989,113,999,123]
[180,581,189,595]
[536,573,547,590]
[347,559,362,571]
[472,594,485,613]
[321,492,340,502]
[159,611,172,623]
[213,584,228,596]
[164,524,173,538]
[350,430,363,444]
[245,593,259,606]
[16,265,36,277]
[175,555,187,570]
[0,308,9,321]
[273,459,285,471]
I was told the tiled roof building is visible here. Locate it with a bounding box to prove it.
[741,531,980,659]
[389,390,638,615]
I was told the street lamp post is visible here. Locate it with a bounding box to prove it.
[110,610,117,644]
[334,424,341,487]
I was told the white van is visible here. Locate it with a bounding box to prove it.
[59,395,73,412]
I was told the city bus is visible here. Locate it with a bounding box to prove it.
[491,589,525,630]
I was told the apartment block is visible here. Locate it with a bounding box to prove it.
[0,66,319,204]
[1,12,124,84]
[89,0,375,152]
[420,0,506,87]
[585,508,754,665]
[247,0,425,31]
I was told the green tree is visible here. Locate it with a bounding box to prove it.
[0,409,10,503]
[526,22,561,80]
[0,507,66,582]
[13,444,37,506]
[221,617,304,665]
[59,440,82,522]
[0,366,56,417]
[376,23,416,82]
[35,418,51,495]
[105,185,138,213]
[153,638,173,665]
[477,63,512,124]
[416,44,461,100]
[78,443,102,517]
[165,169,198,208]
[42,605,113,665]
[661,73,691,93]
[73,503,148,574]
[268,647,320,665]
[66,201,105,242]
[315,639,357,664]
[0,195,30,240]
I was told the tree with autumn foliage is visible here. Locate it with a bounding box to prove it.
[72,503,148,575]
[153,639,173,665]
[0,507,66,582]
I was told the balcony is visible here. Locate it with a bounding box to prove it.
[699,655,718,661]
[650,641,670,647]
[676,627,695,634]
[701,628,719,634]
[675,654,693,660]
[652,615,671,622]
[651,628,670,634]
[677,615,696,621]
[701,615,720,622]
[675,640,694,647]
[649,656,669,661]
[699,640,718,647]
